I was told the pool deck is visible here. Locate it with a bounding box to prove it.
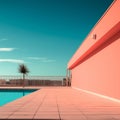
[0,87,120,120]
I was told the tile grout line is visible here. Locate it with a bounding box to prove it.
[7,91,40,119]
[72,96,88,120]
[32,92,47,119]
[56,95,61,120]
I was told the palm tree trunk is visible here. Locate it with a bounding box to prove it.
[23,74,25,88]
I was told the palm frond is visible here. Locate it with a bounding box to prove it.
[19,64,29,74]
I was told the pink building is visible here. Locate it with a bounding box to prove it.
[68,0,120,100]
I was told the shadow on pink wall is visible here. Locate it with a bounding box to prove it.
[77,29,120,66]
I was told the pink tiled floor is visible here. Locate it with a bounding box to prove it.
[0,87,120,120]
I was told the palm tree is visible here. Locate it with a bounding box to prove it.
[18,64,29,88]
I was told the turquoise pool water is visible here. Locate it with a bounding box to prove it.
[0,89,37,106]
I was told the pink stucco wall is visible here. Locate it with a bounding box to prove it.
[68,0,120,99]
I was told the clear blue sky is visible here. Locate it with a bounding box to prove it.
[0,0,113,76]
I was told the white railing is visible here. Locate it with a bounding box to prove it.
[0,76,66,86]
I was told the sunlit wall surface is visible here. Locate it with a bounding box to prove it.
[68,0,120,99]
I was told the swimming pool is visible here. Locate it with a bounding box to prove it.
[0,89,37,106]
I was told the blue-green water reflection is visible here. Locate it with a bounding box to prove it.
[0,89,37,106]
